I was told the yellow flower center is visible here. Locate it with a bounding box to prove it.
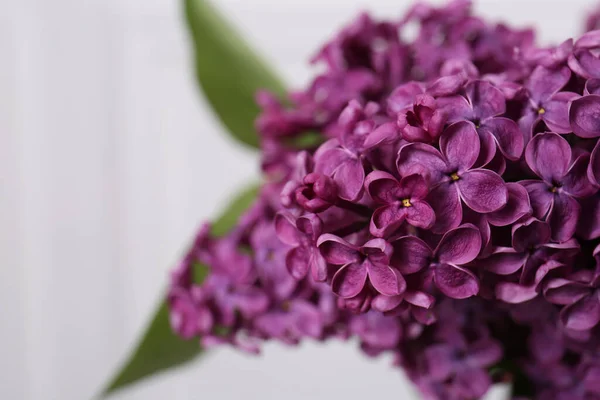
[538,107,546,115]
[550,186,558,193]
[402,198,412,207]
[450,173,460,181]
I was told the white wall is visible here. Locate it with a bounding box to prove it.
[0,0,594,399]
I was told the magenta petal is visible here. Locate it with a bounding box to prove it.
[436,224,482,265]
[390,236,432,274]
[405,201,436,229]
[397,143,447,184]
[398,173,429,200]
[371,294,404,312]
[436,95,473,123]
[314,147,351,176]
[465,80,506,119]
[520,180,554,220]
[484,247,528,275]
[578,194,600,240]
[543,91,580,134]
[548,193,580,243]
[427,183,462,234]
[424,344,454,380]
[586,78,600,95]
[561,294,600,331]
[386,81,424,115]
[526,65,571,102]
[365,171,401,204]
[486,183,532,226]
[480,117,524,160]
[495,282,538,304]
[404,290,435,309]
[467,340,503,367]
[589,141,600,186]
[331,262,368,298]
[457,169,508,213]
[334,157,365,201]
[317,234,361,265]
[562,153,595,197]
[512,218,552,252]
[570,94,600,138]
[274,213,301,246]
[544,279,591,305]
[367,261,406,296]
[440,121,480,170]
[525,132,571,182]
[308,248,328,282]
[286,247,310,279]
[370,204,407,237]
[434,263,480,299]
[296,214,323,242]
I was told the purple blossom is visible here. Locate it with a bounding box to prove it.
[398,120,508,233]
[522,132,595,242]
[365,171,435,237]
[570,94,600,138]
[391,224,482,299]
[396,94,446,143]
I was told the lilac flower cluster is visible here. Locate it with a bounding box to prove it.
[169,1,600,398]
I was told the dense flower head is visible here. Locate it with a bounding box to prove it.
[169,1,600,399]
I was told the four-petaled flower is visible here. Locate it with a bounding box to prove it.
[391,224,482,299]
[365,171,435,237]
[398,120,508,233]
[521,132,595,243]
[317,235,407,298]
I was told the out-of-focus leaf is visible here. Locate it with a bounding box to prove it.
[101,183,260,396]
[185,0,286,148]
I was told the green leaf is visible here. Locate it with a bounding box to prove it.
[101,184,260,397]
[185,0,286,148]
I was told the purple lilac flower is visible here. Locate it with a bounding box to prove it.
[521,132,595,242]
[398,120,508,233]
[570,94,600,138]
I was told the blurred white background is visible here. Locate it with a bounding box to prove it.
[1,0,596,399]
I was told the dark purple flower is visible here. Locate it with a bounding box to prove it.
[391,224,482,299]
[438,80,524,164]
[545,263,600,332]
[569,94,600,138]
[521,132,595,242]
[519,66,576,139]
[317,235,406,298]
[365,171,435,237]
[397,121,508,233]
[275,213,327,281]
[568,30,600,79]
[485,218,579,303]
[396,94,446,143]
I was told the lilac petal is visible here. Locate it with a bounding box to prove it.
[578,194,600,240]
[480,117,524,160]
[398,173,429,200]
[518,111,538,144]
[406,201,436,229]
[365,171,401,204]
[570,95,600,138]
[424,344,454,381]
[562,153,595,197]
[434,263,480,299]
[436,224,482,265]
[363,122,399,149]
[575,30,600,48]
[390,236,432,274]
[274,213,301,246]
[467,339,503,367]
[386,81,424,115]
[317,234,361,265]
[370,204,407,238]
[474,125,498,167]
[371,294,403,313]
[427,183,462,234]
[526,65,571,102]
[465,80,505,119]
[561,294,600,331]
[455,368,492,399]
[544,279,591,305]
[290,300,323,338]
[412,306,436,325]
[585,78,600,95]
[366,261,406,296]
[308,248,328,282]
[286,247,310,279]
[512,218,551,252]
[397,143,448,184]
[331,262,368,298]
[589,141,600,186]
[486,183,532,226]
[548,193,580,243]
[543,92,580,134]
[314,147,351,176]
[440,121,480,171]
[484,247,528,275]
[404,290,435,309]
[435,94,473,123]
[427,74,466,97]
[496,282,538,304]
[520,180,554,220]
[457,169,508,213]
[569,49,600,79]
[483,148,506,175]
[296,214,323,242]
[334,157,365,201]
[525,132,571,182]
